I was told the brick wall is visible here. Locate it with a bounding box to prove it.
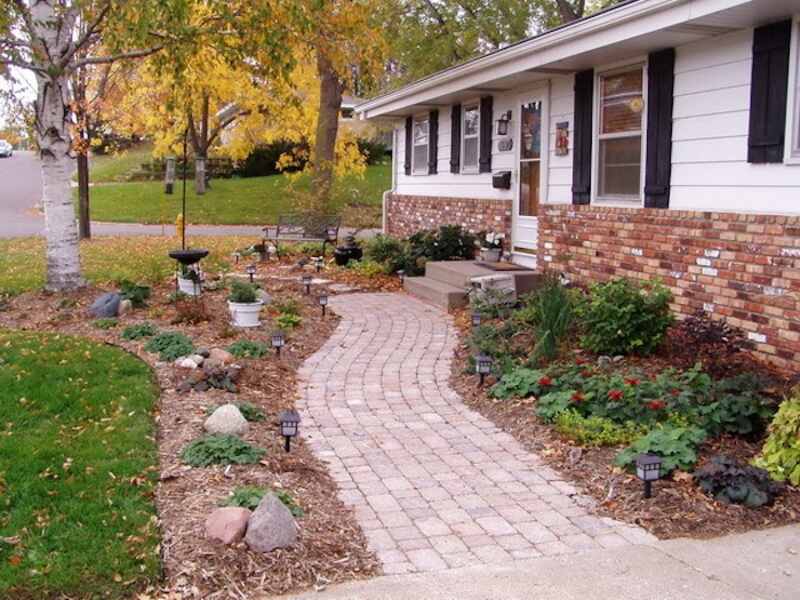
[386,194,512,242]
[538,204,800,368]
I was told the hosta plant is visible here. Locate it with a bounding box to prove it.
[181,435,265,467]
[694,455,782,508]
[754,395,800,486]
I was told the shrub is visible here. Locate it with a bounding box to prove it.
[615,423,707,473]
[235,140,307,177]
[276,313,303,330]
[365,234,406,265]
[93,318,118,330]
[181,434,265,467]
[296,241,325,256]
[273,298,301,316]
[536,390,575,423]
[357,137,389,165]
[520,273,575,364]
[555,410,646,447]
[348,259,385,278]
[227,339,269,359]
[228,280,259,304]
[118,279,151,308]
[696,374,775,437]
[406,225,477,274]
[694,455,782,507]
[580,278,673,356]
[144,331,194,362]
[754,394,800,486]
[121,322,158,340]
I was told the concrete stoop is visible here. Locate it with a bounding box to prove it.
[403,260,540,310]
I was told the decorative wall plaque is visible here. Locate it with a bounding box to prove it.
[555,121,570,156]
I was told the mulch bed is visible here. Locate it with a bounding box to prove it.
[449,310,800,541]
[0,257,400,599]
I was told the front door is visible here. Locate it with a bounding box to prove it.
[513,90,548,268]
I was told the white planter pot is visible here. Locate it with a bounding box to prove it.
[228,300,263,328]
[177,275,201,296]
[480,248,502,263]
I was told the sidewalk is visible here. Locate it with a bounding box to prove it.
[281,525,799,600]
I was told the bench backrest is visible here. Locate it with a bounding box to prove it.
[277,214,341,239]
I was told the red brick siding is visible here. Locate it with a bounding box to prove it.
[386,194,512,243]
[538,204,800,369]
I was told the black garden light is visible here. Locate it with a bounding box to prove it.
[272,330,286,357]
[314,256,324,273]
[245,264,257,283]
[635,453,662,499]
[471,311,482,327]
[232,252,241,265]
[302,273,313,295]
[278,409,301,453]
[397,269,405,284]
[319,293,329,316]
[475,352,493,388]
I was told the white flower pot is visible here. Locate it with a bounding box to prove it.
[480,248,502,263]
[228,300,263,328]
[177,275,202,296]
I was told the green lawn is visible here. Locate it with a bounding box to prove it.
[0,330,160,598]
[85,144,155,183]
[85,163,391,225]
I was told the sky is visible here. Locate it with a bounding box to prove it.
[0,67,36,129]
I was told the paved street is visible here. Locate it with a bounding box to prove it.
[297,293,655,575]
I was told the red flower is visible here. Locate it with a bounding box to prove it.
[581,370,593,378]
[571,391,585,403]
[671,389,681,397]
[607,389,624,401]
[538,376,553,387]
[647,400,666,410]
[624,378,640,386]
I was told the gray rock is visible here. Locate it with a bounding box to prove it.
[205,506,251,545]
[196,348,211,358]
[178,357,199,369]
[117,299,133,316]
[209,347,234,365]
[89,292,121,318]
[204,403,249,436]
[244,494,298,553]
[189,354,205,366]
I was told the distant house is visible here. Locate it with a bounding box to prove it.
[356,0,800,368]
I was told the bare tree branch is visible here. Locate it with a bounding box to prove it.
[71,45,164,70]
[59,2,112,69]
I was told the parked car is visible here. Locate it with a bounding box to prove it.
[0,140,12,158]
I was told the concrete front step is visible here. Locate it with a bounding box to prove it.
[404,276,468,310]
[425,261,498,288]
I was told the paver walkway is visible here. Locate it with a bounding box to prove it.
[297,293,655,574]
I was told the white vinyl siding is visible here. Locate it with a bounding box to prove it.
[788,17,800,162]
[412,116,429,174]
[461,103,480,172]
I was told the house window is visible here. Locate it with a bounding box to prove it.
[596,65,645,200]
[462,103,480,172]
[412,116,429,174]
[791,18,800,160]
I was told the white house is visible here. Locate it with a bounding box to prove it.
[357,0,800,368]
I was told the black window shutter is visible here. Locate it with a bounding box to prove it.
[644,48,675,209]
[748,20,792,164]
[450,104,461,173]
[404,116,412,175]
[479,95,493,173]
[572,69,594,205]
[428,110,439,174]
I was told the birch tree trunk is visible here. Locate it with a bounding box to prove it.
[31,2,83,291]
[312,51,344,211]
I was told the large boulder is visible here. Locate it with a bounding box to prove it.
[204,403,248,436]
[208,348,234,365]
[205,506,251,545]
[244,493,298,553]
[89,292,121,318]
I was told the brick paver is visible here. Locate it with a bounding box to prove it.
[297,293,655,573]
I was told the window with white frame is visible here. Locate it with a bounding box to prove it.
[462,103,480,172]
[596,65,645,200]
[412,116,429,174]
[791,18,800,159]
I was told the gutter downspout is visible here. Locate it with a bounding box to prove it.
[381,126,399,234]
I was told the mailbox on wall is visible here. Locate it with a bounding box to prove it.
[492,171,512,189]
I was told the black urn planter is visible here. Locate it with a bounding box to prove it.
[334,236,363,266]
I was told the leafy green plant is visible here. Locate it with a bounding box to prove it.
[121,322,159,340]
[696,376,775,437]
[93,317,118,330]
[615,424,707,473]
[754,394,800,486]
[536,390,576,423]
[276,313,303,329]
[118,279,151,308]
[694,455,782,508]
[555,410,646,447]
[519,273,575,364]
[181,434,265,467]
[274,489,304,518]
[228,280,259,304]
[273,298,301,316]
[469,287,515,319]
[221,486,304,517]
[227,339,269,359]
[365,234,406,265]
[490,367,549,400]
[579,278,673,356]
[348,259,385,278]
[144,331,194,362]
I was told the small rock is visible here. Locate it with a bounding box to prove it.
[203,358,224,372]
[205,507,251,545]
[597,355,612,367]
[88,292,121,318]
[189,354,205,366]
[117,299,133,316]
[209,348,234,365]
[178,357,198,369]
[612,355,625,363]
[196,348,211,358]
[204,404,248,436]
[245,494,298,553]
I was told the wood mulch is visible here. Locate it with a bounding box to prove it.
[0,256,399,599]
[449,311,800,541]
